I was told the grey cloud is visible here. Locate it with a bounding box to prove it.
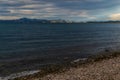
[0,0,120,21]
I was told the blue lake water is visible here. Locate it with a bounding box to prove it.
[0,23,120,75]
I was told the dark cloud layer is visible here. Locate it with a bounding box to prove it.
[0,0,120,21]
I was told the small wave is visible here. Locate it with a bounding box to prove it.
[0,70,39,80]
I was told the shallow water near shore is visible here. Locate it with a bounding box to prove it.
[0,70,39,80]
[1,23,120,76]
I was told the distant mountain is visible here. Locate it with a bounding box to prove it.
[87,21,120,23]
[0,18,74,24]
[0,18,50,24]
[0,18,120,24]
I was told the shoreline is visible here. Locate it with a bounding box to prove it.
[41,54,120,80]
[0,57,88,80]
[13,51,120,80]
[0,70,39,80]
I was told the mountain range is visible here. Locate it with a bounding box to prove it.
[0,18,120,24]
[0,18,74,24]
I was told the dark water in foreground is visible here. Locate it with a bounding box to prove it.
[0,23,120,76]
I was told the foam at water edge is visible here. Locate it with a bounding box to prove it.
[0,70,39,80]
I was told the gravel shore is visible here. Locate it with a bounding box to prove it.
[39,55,120,80]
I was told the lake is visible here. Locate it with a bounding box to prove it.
[0,23,120,76]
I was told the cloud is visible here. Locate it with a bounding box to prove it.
[20,4,54,9]
[0,10,10,13]
[10,9,37,14]
[109,13,120,20]
[0,16,20,20]
[0,0,120,21]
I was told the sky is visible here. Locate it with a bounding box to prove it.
[0,0,120,21]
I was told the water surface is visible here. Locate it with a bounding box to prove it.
[0,23,120,76]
